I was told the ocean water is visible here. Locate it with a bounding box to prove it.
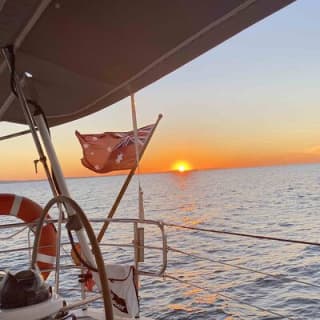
[1,163,320,319]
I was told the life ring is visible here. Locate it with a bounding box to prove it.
[0,194,56,280]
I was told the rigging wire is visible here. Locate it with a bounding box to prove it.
[2,45,61,199]
[164,273,299,320]
[0,225,29,240]
[130,93,145,220]
[1,222,318,292]
[164,222,320,247]
[168,246,320,290]
[130,93,141,177]
[0,219,313,319]
[99,240,320,291]
[3,45,49,129]
[162,224,320,319]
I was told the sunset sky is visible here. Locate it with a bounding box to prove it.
[1,1,320,180]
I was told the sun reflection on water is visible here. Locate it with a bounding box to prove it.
[194,293,218,304]
[168,304,196,312]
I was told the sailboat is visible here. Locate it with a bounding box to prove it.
[0,1,296,319]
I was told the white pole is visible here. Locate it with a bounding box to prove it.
[130,94,145,220]
[34,114,97,270]
[130,94,140,170]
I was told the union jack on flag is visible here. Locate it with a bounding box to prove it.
[112,124,155,150]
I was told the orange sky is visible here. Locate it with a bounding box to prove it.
[1,2,320,181]
[1,115,320,181]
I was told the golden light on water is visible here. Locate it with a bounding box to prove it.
[172,161,192,173]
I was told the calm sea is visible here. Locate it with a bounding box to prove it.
[1,163,320,319]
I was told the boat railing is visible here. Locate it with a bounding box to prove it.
[90,218,168,277]
[0,217,168,278]
[2,217,320,318]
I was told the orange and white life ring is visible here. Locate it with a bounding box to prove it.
[0,193,56,280]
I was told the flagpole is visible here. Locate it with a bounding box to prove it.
[130,94,145,221]
[97,113,162,243]
[130,93,141,176]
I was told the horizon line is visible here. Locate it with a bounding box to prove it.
[1,161,320,183]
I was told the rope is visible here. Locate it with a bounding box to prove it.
[164,222,320,246]
[130,93,141,176]
[168,246,320,290]
[130,93,145,221]
[164,273,299,320]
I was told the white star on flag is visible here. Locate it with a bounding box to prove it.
[116,153,124,164]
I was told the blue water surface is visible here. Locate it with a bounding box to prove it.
[1,163,320,319]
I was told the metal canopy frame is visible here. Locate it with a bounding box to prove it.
[1,47,115,320]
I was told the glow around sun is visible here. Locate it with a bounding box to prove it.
[172,161,192,173]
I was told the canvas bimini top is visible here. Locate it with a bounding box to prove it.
[0,0,295,127]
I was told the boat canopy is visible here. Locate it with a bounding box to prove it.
[0,0,295,126]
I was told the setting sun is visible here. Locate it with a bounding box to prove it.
[172,161,192,173]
